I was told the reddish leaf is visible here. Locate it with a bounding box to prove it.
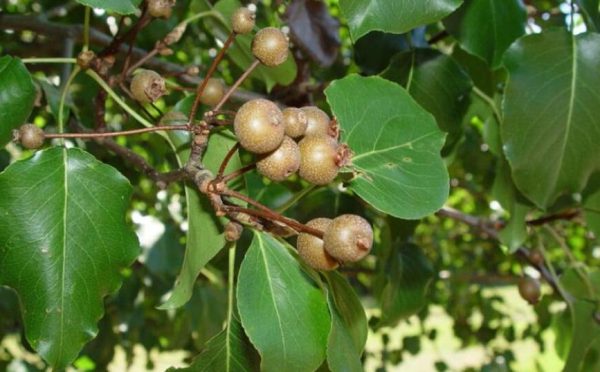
[286,0,340,67]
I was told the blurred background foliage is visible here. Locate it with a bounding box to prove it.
[1,0,599,370]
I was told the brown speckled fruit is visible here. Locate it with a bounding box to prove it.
[130,69,166,103]
[257,136,300,181]
[234,99,284,154]
[18,124,45,149]
[282,107,308,138]
[518,277,541,305]
[297,218,338,271]
[529,249,544,266]
[324,215,373,263]
[148,0,175,19]
[302,106,331,137]
[231,7,255,34]
[200,78,225,107]
[298,135,339,185]
[252,27,289,67]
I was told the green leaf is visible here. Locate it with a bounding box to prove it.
[174,317,258,372]
[577,0,600,32]
[377,243,434,328]
[444,0,526,67]
[160,131,242,309]
[0,56,36,147]
[75,0,141,15]
[381,49,472,149]
[237,232,330,372]
[323,272,367,372]
[0,147,139,368]
[492,158,529,252]
[585,191,600,238]
[207,0,297,90]
[325,75,449,219]
[559,269,600,371]
[502,30,600,209]
[339,0,463,41]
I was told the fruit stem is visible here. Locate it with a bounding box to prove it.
[221,164,256,183]
[213,59,260,111]
[221,188,324,238]
[216,142,240,179]
[188,32,237,123]
[44,125,190,139]
[21,58,77,64]
[58,66,81,142]
[224,205,324,238]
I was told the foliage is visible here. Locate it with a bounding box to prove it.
[1,0,600,371]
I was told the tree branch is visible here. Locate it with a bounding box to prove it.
[435,207,561,294]
[0,14,263,103]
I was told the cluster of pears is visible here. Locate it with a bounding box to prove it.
[232,100,372,270]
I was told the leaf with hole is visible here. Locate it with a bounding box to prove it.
[325,75,449,219]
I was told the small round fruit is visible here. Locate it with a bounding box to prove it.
[282,107,308,138]
[297,218,338,271]
[200,78,225,107]
[518,277,541,305]
[148,0,175,18]
[130,69,166,103]
[529,249,544,266]
[252,27,289,67]
[324,214,373,263]
[302,106,331,137]
[234,99,284,154]
[298,135,339,185]
[231,7,255,34]
[18,124,45,149]
[257,137,300,181]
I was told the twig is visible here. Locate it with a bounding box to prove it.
[526,209,580,226]
[189,33,237,123]
[45,125,189,139]
[221,164,256,183]
[216,143,240,179]
[213,59,261,111]
[436,207,561,294]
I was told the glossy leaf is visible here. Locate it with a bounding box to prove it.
[577,0,600,32]
[560,269,600,371]
[502,30,600,209]
[585,190,600,238]
[323,272,367,372]
[381,49,472,148]
[207,0,297,90]
[377,243,434,328]
[444,0,526,67]
[160,131,241,309]
[492,158,529,252]
[0,56,36,147]
[174,317,258,372]
[75,0,141,14]
[325,75,449,219]
[237,232,330,372]
[0,147,139,368]
[339,0,463,41]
